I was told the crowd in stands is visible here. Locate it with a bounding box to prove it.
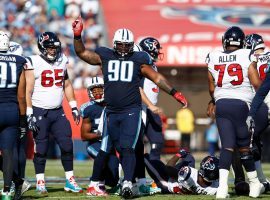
[0,0,102,88]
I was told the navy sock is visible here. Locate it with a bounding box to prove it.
[121,148,136,182]
[91,150,109,182]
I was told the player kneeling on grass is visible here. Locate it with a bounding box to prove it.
[80,77,120,197]
[144,149,219,195]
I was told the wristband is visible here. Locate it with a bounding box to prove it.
[26,107,33,115]
[69,100,77,109]
[169,88,177,96]
[74,35,81,40]
[208,99,215,105]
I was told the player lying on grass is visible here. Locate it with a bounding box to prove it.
[144,149,219,195]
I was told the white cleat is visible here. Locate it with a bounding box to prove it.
[216,185,229,199]
[249,182,264,198]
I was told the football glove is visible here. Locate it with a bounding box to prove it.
[246,115,255,131]
[27,114,39,132]
[72,107,80,125]
[176,148,190,158]
[173,92,188,108]
[72,16,83,37]
[19,115,27,139]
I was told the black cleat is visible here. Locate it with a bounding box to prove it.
[13,185,22,200]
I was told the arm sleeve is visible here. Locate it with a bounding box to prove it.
[249,73,270,117]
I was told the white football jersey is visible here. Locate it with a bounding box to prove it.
[26,54,68,109]
[177,166,218,195]
[142,64,159,106]
[207,49,255,104]
[8,41,23,56]
[256,51,270,108]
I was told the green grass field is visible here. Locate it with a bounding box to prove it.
[1,156,270,199]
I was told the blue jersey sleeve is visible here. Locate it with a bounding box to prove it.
[138,51,153,66]
[80,102,93,119]
[249,73,270,117]
[95,47,112,60]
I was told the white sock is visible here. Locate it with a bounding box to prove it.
[36,173,45,182]
[65,171,74,180]
[89,181,99,187]
[255,161,266,182]
[247,171,260,184]
[219,169,229,187]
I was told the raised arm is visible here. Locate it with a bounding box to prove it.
[72,16,102,66]
[141,64,188,108]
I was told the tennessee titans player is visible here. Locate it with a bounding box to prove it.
[0,31,27,200]
[72,16,187,199]
[80,76,119,196]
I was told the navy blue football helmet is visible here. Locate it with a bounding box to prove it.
[37,32,62,62]
[222,26,245,50]
[244,34,265,51]
[198,156,219,182]
[139,37,162,62]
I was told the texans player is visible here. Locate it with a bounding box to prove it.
[25,32,82,194]
[0,31,27,200]
[80,76,119,195]
[244,34,270,190]
[145,149,219,195]
[206,26,264,198]
[72,16,187,199]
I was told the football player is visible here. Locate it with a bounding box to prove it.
[0,31,27,200]
[207,26,264,198]
[5,40,31,199]
[144,149,219,195]
[244,33,270,190]
[80,76,119,196]
[25,32,82,194]
[139,37,164,161]
[72,16,187,199]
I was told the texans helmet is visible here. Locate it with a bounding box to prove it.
[37,32,62,62]
[198,156,219,182]
[139,37,162,62]
[113,28,134,56]
[0,31,10,52]
[87,76,104,103]
[222,26,245,50]
[244,34,265,51]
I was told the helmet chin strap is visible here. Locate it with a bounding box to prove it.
[47,54,56,61]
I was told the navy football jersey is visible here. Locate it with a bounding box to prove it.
[95,47,153,111]
[0,53,26,103]
[80,101,104,132]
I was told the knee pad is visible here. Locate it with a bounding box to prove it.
[239,148,253,161]
[33,152,47,164]
[61,151,73,161]
[59,139,73,153]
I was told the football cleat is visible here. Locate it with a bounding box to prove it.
[86,185,108,196]
[107,184,121,195]
[1,190,12,200]
[21,180,31,195]
[36,180,48,195]
[122,181,133,199]
[64,176,83,193]
[216,185,229,199]
[262,181,270,193]
[249,182,264,198]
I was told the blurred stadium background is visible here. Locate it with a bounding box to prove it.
[1,0,270,162]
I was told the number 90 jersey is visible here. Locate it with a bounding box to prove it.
[26,54,68,109]
[95,47,152,111]
[206,49,255,104]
